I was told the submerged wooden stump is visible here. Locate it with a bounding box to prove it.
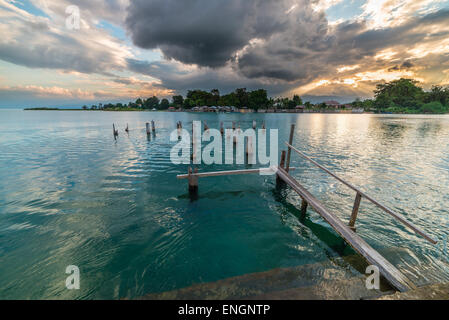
[188,167,199,196]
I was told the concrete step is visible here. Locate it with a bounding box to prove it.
[139,252,396,300]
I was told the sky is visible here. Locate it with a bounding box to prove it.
[0,0,449,107]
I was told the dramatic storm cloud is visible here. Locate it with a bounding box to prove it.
[1,0,449,107]
[126,0,449,88]
[126,0,307,68]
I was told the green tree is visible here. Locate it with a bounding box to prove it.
[172,95,184,107]
[183,98,195,109]
[374,78,424,111]
[248,89,269,111]
[144,96,160,109]
[211,89,220,105]
[235,88,249,108]
[425,85,449,106]
[160,98,170,110]
[293,95,302,106]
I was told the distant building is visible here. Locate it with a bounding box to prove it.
[324,100,341,107]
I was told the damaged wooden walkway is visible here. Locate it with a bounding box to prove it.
[176,123,436,293]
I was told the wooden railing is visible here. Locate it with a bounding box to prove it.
[284,125,437,245]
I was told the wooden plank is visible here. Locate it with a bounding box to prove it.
[349,192,362,230]
[285,124,295,172]
[286,124,295,172]
[274,166,416,292]
[177,167,296,180]
[285,142,437,245]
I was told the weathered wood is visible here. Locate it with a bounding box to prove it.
[280,151,286,169]
[146,122,151,135]
[113,124,118,138]
[286,124,295,173]
[151,120,156,132]
[274,166,416,292]
[188,167,199,195]
[276,151,286,186]
[349,192,362,231]
[190,122,194,161]
[300,199,308,218]
[177,167,296,180]
[285,142,437,245]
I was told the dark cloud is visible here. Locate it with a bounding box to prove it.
[388,61,414,72]
[126,58,289,95]
[126,0,449,89]
[126,0,299,68]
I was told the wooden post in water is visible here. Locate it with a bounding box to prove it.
[286,124,295,173]
[125,123,129,133]
[300,199,308,219]
[151,120,156,133]
[349,192,362,231]
[146,122,151,135]
[113,124,118,139]
[191,122,194,161]
[188,167,199,195]
[234,124,239,145]
[276,151,286,187]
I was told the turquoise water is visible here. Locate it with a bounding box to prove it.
[0,110,449,299]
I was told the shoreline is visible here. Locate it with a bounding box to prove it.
[21,108,449,115]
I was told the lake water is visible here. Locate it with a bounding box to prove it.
[0,109,449,299]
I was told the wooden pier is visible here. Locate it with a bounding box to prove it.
[177,123,437,292]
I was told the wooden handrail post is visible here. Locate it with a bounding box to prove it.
[286,124,295,172]
[190,122,194,161]
[300,199,308,219]
[349,192,362,231]
[276,151,286,187]
[285,141,437,244]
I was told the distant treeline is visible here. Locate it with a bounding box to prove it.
[80,79,449,114]
[85,88,298,112]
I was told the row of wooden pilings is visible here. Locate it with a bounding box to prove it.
[184,120,271,199]
[184,123,310,218]
[112,121,156,139]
